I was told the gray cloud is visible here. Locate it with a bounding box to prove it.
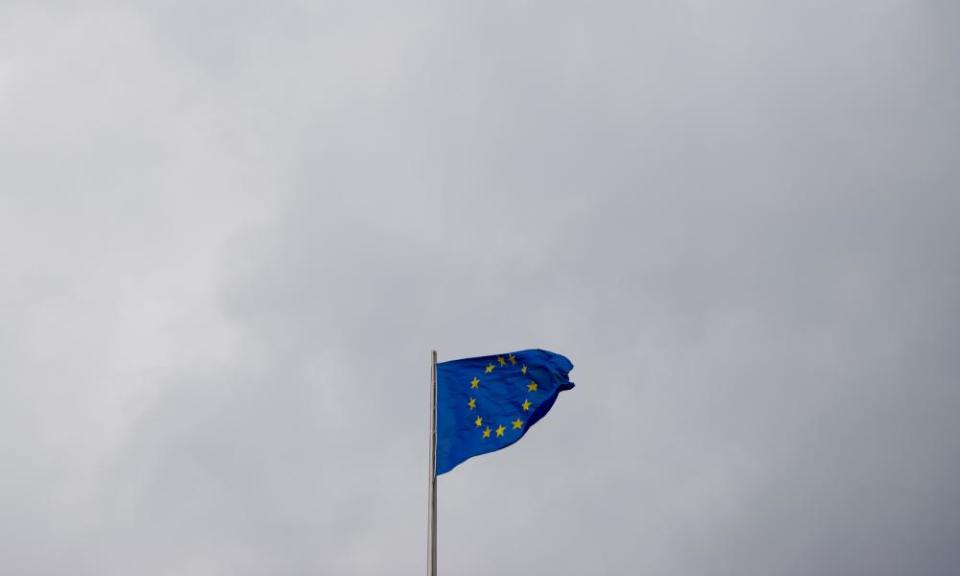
[2,1,958,574]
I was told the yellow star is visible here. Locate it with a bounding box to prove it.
[521,365,527,375]
[470,377,480,389]
[509,354,516,365]
[485,364,494,373]
[474,415,483,428]
[527,381,538,392]
[495,424,506,437]
[522,399,532,411]
[498,356,506,367]
[468,397,476,410]
[482,426,491,439]
[512,418,523,430]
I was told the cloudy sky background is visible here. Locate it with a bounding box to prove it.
[2,1,958,574]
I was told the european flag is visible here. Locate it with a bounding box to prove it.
[436,349,574,475]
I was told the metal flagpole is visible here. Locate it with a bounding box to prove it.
[427,350,438,576]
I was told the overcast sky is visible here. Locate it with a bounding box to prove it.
[2,2,959,575]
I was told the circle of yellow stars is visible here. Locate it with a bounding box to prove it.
[466,353,537,441]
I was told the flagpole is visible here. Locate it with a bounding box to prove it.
[427,350,438,576]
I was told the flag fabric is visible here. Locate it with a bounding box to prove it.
[435,349,574,475]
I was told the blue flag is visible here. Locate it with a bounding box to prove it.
[435,349,574,475]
